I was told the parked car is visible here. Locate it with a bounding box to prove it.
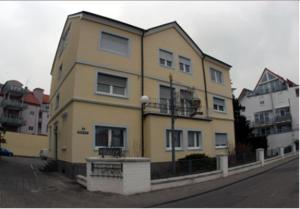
[39,149,48,160]
[0,148,13,156]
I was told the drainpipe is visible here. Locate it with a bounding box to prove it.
[141,31,145,157]
[201,55,209,117]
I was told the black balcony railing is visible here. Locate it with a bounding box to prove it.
[0,115,25,126]
[144,98,204,118]
[0,99,27,110]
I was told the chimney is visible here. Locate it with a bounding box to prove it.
[33,88,44,104]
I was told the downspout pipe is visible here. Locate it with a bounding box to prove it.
[141,31,145,157]
[201,55,209,117]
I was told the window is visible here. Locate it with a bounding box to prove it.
[188,131,202,149]
[159,49,173,68]
[179,56,191,73]
[30,111,35,115]
[180,89,193,116]
[100,32,129,56]
[97,73,127,97]
[213,97,226,112]
[296,88,299,97]
[166,130,182,150]
[58,64,62,81]
[215,133,228,148]
[159,86,174,114]
[95,126,126,148]
[28,126,34,131]
[55,93,60,110]
[210,68,223,84]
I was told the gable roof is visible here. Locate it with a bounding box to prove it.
[253,68,298,92]
[51,11,232,74]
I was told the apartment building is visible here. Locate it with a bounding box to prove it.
[48,11,235,176]
[238,68,299,150]
[0,80,50,135]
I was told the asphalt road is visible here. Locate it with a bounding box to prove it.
[157,158,299,208]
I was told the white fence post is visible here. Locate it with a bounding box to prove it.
[256,148,264,166]
[279,147,285,158]
[292,144,297,154]
[217,154,228,177]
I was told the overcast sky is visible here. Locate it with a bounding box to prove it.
[0,1,298,96]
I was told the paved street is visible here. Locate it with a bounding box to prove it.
[156,158,299,208]
[0,156,298,207]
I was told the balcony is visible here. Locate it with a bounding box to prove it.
[274,114,292,123]
[2,85,27,96]
[250,119,273,128]
[0,99,27,110]
[0,115,25,127]
[143,98,208,120]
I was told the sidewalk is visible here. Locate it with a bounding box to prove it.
[116,154,298,207]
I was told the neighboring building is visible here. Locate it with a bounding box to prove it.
[0,80,50,135]
[239,68,299,150]
[48,11,235,176]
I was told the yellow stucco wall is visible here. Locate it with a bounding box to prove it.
[2,132,48,157]
[48,14,235,164]
[144,116,234,162]
[71,101,141,163]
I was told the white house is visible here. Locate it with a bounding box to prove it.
[238,68,299,151]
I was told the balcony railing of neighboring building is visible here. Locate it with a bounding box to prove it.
[253,125,293,137]
[251,114,292,128]
[274,113,292,123]
[250,119,274,127]
[143,98,208,119]
[2,85,27,96]
[0,99,27,110]
[0,114,25,126]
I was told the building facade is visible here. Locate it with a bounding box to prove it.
[0,80,50,135]
[238,68,299,150]
[48,11,235,176]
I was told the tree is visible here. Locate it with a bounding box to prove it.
[232,95,268,152]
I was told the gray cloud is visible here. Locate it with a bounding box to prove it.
[0,1,298,96]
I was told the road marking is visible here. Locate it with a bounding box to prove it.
[30,164,34,170]
[33,171,38,177]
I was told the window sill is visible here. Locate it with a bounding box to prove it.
[160,64,174,70]
[215,146,228,149]
[213,109,227,114]
[187,147,203,151]
[95,91,129,100]
[166,148,183,151]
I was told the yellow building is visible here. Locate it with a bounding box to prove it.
[48,11,235,177]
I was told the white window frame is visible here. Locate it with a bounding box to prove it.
[210,68,224,84]
[213,96,226,113]
[158,49,174,69]
[93,124,127,149]
[187,130,202,150]
[99,31,130,57]
[165,129,183,151]
[215,133,228,149]
[179,56,192,74]
[96,72,128,98]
